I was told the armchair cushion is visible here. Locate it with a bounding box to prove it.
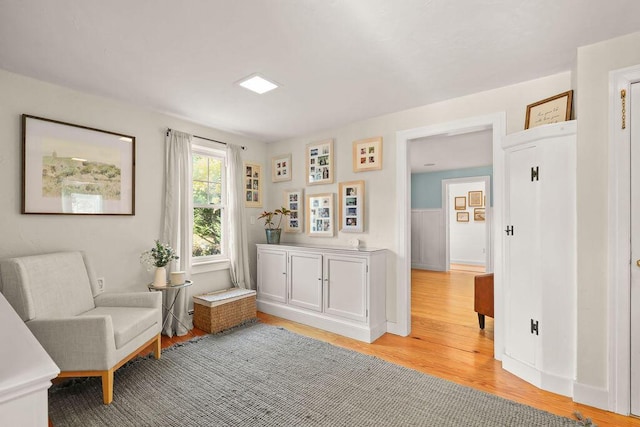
[79,306,159,349]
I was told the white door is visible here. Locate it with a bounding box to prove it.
[630,82,640,414]
[323,254,367,322]
[289,251,323,312]
[504,145,540,367]
[257,248,287,303]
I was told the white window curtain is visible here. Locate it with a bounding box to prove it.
[161,129,194,336]
[227,144,253,289]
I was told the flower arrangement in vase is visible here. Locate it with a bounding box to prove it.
[258,207,291,244]
[140,240,179,287]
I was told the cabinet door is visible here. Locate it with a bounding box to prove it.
[289,251,323,312]
[323,254,367,322]
[257,248,287,303]
[504,145,540,367]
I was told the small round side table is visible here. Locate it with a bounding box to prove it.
[147,280,193,331]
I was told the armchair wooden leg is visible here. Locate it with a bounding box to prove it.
[154,333,162,360]
[101,369,114,405]
[478,313,485,330]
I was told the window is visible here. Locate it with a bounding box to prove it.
[192,146,226,263]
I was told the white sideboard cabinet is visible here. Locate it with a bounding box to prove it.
[501,120,576,397]
[256,244,387,343]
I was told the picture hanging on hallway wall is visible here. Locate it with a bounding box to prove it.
[306,193,334,236]
[22,114,135,215]
[468,190,483,207]
[339,180,364,233]
[457,211,469,222]
[454,196,466,210]
[271,153,292,182]
[306,139,334,185]
[283,189,303,233]
[474,208,485,222]
[352,136,383,172]
[243,162,262,208]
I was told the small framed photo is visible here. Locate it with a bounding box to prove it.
[243,162,262,208]
[468,191,483,207]
[307,139,334,185]
[457,211,469,222]
[474,208,485,222]
[352,136,382,172]
[454,196,466,210]
[306,193,334,237]
[22,115,135,215]
[525,90,573,129]
[284,189,304,233]
[339,180,364,233]
[272,153,292,182]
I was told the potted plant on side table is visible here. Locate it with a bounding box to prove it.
[258,207,291,244]
[140,240,179,287]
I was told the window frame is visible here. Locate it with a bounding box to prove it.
[191,144,229,269]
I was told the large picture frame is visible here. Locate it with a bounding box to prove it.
[271,153,292,182]
[339,180,364,233]
[352,136,382,172]
[22,114,135,215]
[283,189,304,233]
[524,90,573,129]
[306,139,334,185]
[244,162,263,208]
[306,193,334,236]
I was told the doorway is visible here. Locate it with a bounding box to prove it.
[395,112,506,358]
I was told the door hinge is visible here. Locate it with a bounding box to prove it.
[366,265,369,273]
[531,166,539,182]
[530,319,539,335]
[366,309,369,318]
[505,225,514,236]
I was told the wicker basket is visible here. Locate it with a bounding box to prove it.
[193,288,257,334]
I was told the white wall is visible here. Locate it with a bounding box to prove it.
[449,182,486,266]
[575,31,640,397]
[0,69,267,304]
[264,71,572,321]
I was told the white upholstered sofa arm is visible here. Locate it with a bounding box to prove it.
[94,292,161,309]
[27,316,116,371]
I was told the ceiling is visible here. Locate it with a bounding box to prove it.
[411,130,493,173]
[1,1,639,143]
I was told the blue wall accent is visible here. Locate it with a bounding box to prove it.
[411,166,493,209]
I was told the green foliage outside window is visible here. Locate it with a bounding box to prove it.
[192,153,224,257]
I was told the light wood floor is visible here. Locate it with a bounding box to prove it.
[139,268,640,426]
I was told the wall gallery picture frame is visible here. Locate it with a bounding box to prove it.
[454,196,466,210]
[22,114,135,215]
[339,180,364,233]
[306,193,334,237]
[524,90,573,129]
[457,211,469,222]
[474,208,486,222]
[352,136,383,172]
[243,162,262,208]
[283,189,304,233]
[271,153,292,182]
[468,190,483,207]
[306,139,334,185]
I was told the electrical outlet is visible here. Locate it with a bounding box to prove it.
[97,277,105,292]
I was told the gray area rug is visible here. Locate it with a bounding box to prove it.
[49,322,582,426]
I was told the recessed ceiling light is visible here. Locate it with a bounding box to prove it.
[423,163,436,167]
[237,74,279,94]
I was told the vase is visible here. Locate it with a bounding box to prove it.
[153,266,167,287]
[265,229,282,244]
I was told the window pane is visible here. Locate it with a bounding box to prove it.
[193,181,208,204]
[192,155,209,181]
[193,207,221,257]
[208,158,222,204]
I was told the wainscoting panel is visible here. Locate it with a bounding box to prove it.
[411,209,445,271]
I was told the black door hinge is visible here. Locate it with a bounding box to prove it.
[505,225,514,236]
[531,166,539,182]
[530,319,539,335]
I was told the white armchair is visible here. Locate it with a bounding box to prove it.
[0,251,162,404]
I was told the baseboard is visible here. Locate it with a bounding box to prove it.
[385,321,409,337]
[573,381,610,411]
[450,259,484,266]
[411,263,446,271]
[502,354,573,397]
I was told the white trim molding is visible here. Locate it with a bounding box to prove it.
[395,112,506,360]
[608,64,640,415]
